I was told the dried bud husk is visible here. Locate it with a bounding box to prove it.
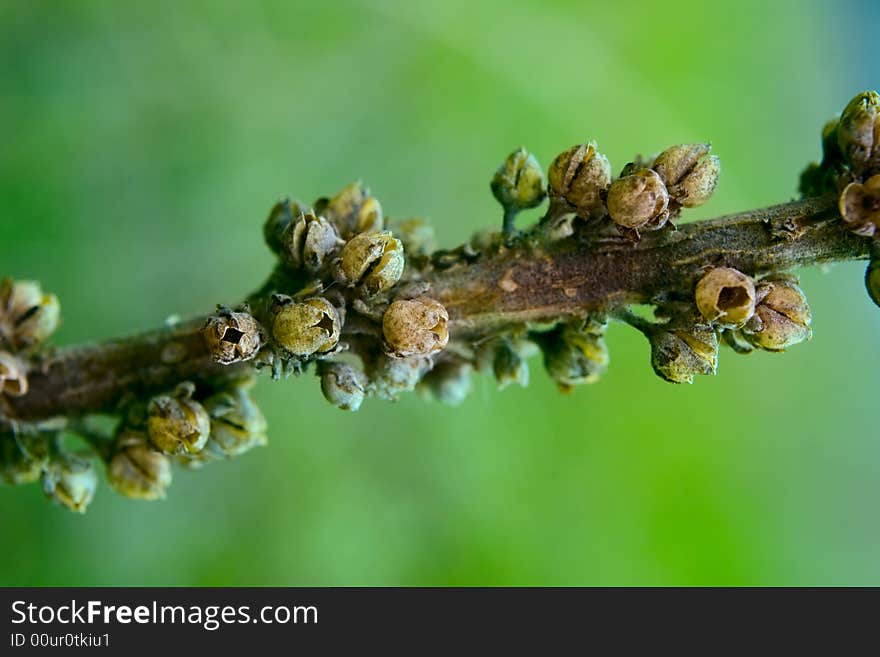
[838,174,880,237]
[367,354,432,401]
[319,361,367,411]
[203,309,263,364]
[419,360,473,405]
[146,383,211,455]
[490,147,546,212]
[1,433,48,485]
[837,91,880,175]
[650,324,718,384]
[866,259,880,308]
[0,350,28,397]
[264,198,307,255]
[42,454,97,513]
[391,218,436,257]
[0,278,60,350]
[651,143,720,208]
[547,142,612,217]
[200,384,267,458]
[271,295,342,357]
[382,297,449,357]
[606,169,670,231]
[107,429,172,500]
[695,267,756,326]
[740,277,812,351]
[541,321,609,390]
[335,231,405,296]
[280,211,342,272]
[321,182,384,238]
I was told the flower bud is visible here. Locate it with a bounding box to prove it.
[201,384,267,457]
[382,297,449,357]
[837,91,880,174]
[838,174,880,237]
[547,142,612,217]
[490,147,546,212]
[606,169,670,231]
[322,182,384,237]
[146,383,211,455]
[202,309,263,364]
[367,354,432,401]
[280,211,342,272]
[264,198,307,255]
[866,259,880,308]
[392,218,436,257]
[488,338,529,389]
[650,325,718,384]
[541,323,609,390]
[1,433,48,485]
[740,277,812,351]
[0,350,28,397]
[318,361,367,411]
[107,429,172,500]
[336,231,405,296]
[271,295,341,357]
[42,454,97,512]
[0,278,60,350]
[419,360,472,405]
[651,143,720,208]
[694,267,756,326]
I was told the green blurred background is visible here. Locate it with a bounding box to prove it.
[1,0,878,586]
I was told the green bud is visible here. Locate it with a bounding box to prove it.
[201,384,267,457]
[335,231,405,296]
[606,169,670,231]
[488,338,529,389]
[650,324,718,384]
[42,453,97,513]
[740,277,811,351]
[0,350,28,397]
[319,361,367,411]
[419,360,472,405]
[382,297,449,358]
[367,354,432,401]
[547,142,612,217]
[264,198,307,255]
[271,295,342,357]
[541,322,609,390]
[838,174,880,237]
[837,90,880,175]
[1,433,48,485]
[107,429,172,500]
[280,210,342,272]
[866,259,880,308]
[202,309,263,365]
[490,147,547,213]
[0,278,60,350]
[146,383,211,455]
[695,267,756,327]
[321,182,384,238]
[391,218,436,257]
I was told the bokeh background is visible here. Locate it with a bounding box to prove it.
[1,0,878,586]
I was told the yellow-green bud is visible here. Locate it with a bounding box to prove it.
[867,259,880,308]
[336,231,405,296]
[321,182,384,237]
[740,277,812,351]
[606,169,670,231]
[650,325,718,384]
[419,360,472,405]
[42,454,97,513]
[382,297,449,358]
[107,429,172,500]
[264,198,307,254]
[280,211,343,272]
[541,323,609,390]
[694,267,756,327]
[1,433,48,485]
[202,309,263,364]
[838,174,880,237]
[837,90,880,175]
[319,361,367,411]
[0,350,28,397]
[490,147,546,212]
[271,295,341,357]
[202,384,267,458]
[392,217,436,257]
[146,383,211,455]
[547,142,612,217]
[0,278,60,350]
[367,354,432,401]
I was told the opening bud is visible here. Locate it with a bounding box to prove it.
[336,231,405,296]
[740,277,812,351]
[382,296,449,358]
[320,182,384,238]
[652,143,720,208]
[203,309,263,364]
[280,211,343,272]
[547,142,612,217]
[264,198,308,255]
[0,278,60,350]
[201,383,267,457]
[146,383,211,455]
[271,295,342,357]
[540,321,609,390]
[695,267,756,326]
[107,429,172,500]
[490,147,546,213]
[650,324,718,384]
[837,90,880,175]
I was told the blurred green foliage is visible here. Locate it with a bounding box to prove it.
[1,0,878,585]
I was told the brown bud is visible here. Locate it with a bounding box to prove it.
[264,198,307,254]
[866,259,880,308]
[606,169,670,230]
[695,267,756,326]
[837,90,880,175]
[280,211,343,272]
[322,182,384,237]
[271,295,341,357]
[547,142,612,217]
[0,350,28,397]
[107,429,172,500]
[650,324,718,384]
[0,278,60,350]
[651,143,720,208]
[336,231,405,296]
[382,297,449,357]
[741,277,811,351]
[839,174,880,237]
[146,383,211,455]
[202,309,263,364]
